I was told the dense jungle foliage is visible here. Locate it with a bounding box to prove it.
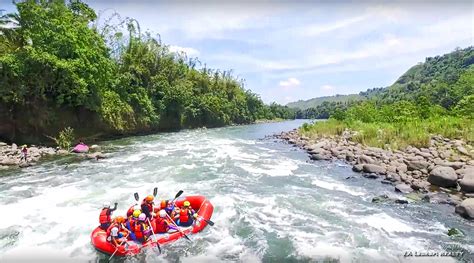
[0,1,294,143]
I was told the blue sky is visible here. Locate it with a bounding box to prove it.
[1,1,472,104]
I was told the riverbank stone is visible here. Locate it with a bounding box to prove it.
[362,164,386,174]
[395,183,413,194]
[428,166,458,188]
[455,198,474,219]
[459,174,474,193]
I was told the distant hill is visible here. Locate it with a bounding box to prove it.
[288,46,474,111]
[287,94,365,110]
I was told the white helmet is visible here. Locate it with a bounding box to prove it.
[110,227,119,236]
[103,201,111,208]
[138,213,146,221]
[159,210,167,218]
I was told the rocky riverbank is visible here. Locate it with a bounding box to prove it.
[277,129,474,220]
[0,142,107,171]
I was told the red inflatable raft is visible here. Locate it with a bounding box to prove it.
[91,195,213,257]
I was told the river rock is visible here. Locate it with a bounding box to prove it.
[86,152,106,160]
[455,198,474,219]
[456,167,474,179]
[345,152,355,162]
[90,144,101,151]
[0,157,17,166]
[362,164,386,174]
[438,161,464,170]
[372,195,389,203]
[386,165,397,173]
[406,160,429,171]
[395,183,413,194]
[396,163,408,173]
[363,173,378,179]
[357,155,375,164]
[11,143,17,151]
[457,146,470,156]
[352,164,364,172]
[411,180,430,191]
[310,154,331,161]
[417,152,433,159]
[0,142,7,147]
[428,166,458,188]
[459,174,474,193]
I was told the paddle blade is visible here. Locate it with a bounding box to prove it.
[175,190,184,199]
[134,192,139,202]
[204,218,215,226]
[153,187,158,197]
[183,233,192,242]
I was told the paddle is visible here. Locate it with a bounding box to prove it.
[108,233,130,260]
[199,217,215,226]
[134,190,162,254]
[147,218,162,254]
[165,213,192,242]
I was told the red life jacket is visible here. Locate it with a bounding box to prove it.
[99,208,111,224]
[133,221,146,239]
[179,208,190,223]
[155,218,169,233]
[141,200,153,216]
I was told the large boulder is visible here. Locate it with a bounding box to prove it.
[455,198,474,219]
[406,160,430,171]
[357,155,375,164]
[438,161,464,170]
[396,163,408,173]
[362,164,386,174]
[352,164,364,172]
[395,183,413,194]
[428,166,458,188]
[456,166,474,179]
[459,174,474,193]
[310,154,331,161]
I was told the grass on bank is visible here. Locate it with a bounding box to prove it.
[300,117,474,150]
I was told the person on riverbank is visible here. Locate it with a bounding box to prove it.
[20,145,28,163]
[176,201,197,227]
[141,195,156,219]
[99,201,118,230]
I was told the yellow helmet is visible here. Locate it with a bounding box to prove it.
[133,209,141,218]
[183,201,190,207]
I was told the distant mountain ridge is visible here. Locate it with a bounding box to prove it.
[286,94,365,110]
[287,46,474,110]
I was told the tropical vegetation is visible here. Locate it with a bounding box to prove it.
[0,1,295,144]
[299,47,474,149]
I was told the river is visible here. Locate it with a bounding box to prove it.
[0,120,472,262]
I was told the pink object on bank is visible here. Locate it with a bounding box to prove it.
[72,143,89,153]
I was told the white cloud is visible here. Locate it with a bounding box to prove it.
[298,14,369,37]
[168,45,200,57]
[279,77,300,91]
[321,85,334,91]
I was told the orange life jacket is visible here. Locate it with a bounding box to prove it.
[99,208,111,224]
[179,208,190,223]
